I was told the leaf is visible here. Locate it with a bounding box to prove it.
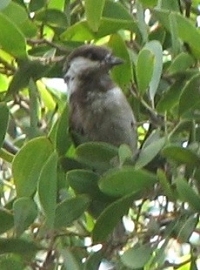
[38,152,58,229]
[162,145,200,167]
[135,137,165,169]
[67,170,106,200]
[75,142,118,171]
[83,250,103,270]
[177,215,198,243]
[5,60,48,99]
[0,13,26,57]
[13,197,38,236]
[0,254,25,270]
[179,74,200,116]
[54,195,90,228]
[60,248,82,270]
[144,40,163,101]
[0,103,9,149]
[176,178,200,212]
[85,0,105,32]
[56,104,72,156]
[121,244,152,268]
[13,137,54,197]
[156,79,185,113]
[92,193,134,242]
[157,169,175,201]
[0,0,11,10]
[34,9,68,28]
[0,238,41,255]
[108,34,132,86]
[138,0,157,7]
[0,209,13,234]
[136,48,154,94]
[99,167,157,197]
[167,52,195,75]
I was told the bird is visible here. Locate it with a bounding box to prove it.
[63,44,137,152]
[63,45,138,251]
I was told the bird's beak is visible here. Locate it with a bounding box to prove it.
[109,56,124,66]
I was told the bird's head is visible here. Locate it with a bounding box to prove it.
[63,45,123,83]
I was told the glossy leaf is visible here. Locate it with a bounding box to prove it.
[176,178,200,212]
[13,137,54,197]
[162,145,200,167]
[85,0,105,32]
[0,103,9,149]
[0,13,26,57]
[54,195,90,228]
[0,209,13,234]
[99,167,157,197]
[135,137,165,169]
[38,152,58,229]
[144,40,163,101]
[13,197,38,236]
[121,244,152,268]
[92,193,134,242]
[34,9,68,28]
[75,142,118,171]
[136,48,154,94]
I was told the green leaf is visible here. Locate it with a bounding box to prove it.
[176,178,200,212]
[99,167,157,197]
[0,13,26,57]
[92,193,134,242]
[162,145,200,167]
[177,215,198,243]
[85,0,105,32]
[156,79,185,113]
[83,250,103,270]
[136,49,154,94]
[157,169,175,201]
[144,40,163,101]
[135,138,165,169]
[168,52,195,75]
[121,244,152,268]
[34,9,68,28]
[13,197,38,236]
[38,152,58,229]
[0,0,11,10]
[67,170,105,199]
[103,0,134,21]
[75,142,118,171]
[138,0,157,7]
[0,254,25,270]
[0,238,41,255]
[179,74,200,116]
[54,195,90,228]
[56,104,72,156]
[153,10,200,58]
[13,137,54,197]
[59,248,82,270]
[29,0,46,11]
[0,209,13,234]
[108,34,132,87]
[0,103,9,149]
[5,60,48,99]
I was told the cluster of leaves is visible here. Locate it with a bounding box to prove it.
[1,0,200,269]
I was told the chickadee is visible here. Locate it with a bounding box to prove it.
[63,44,137,152]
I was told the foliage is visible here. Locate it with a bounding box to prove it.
[1,0,200,269]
